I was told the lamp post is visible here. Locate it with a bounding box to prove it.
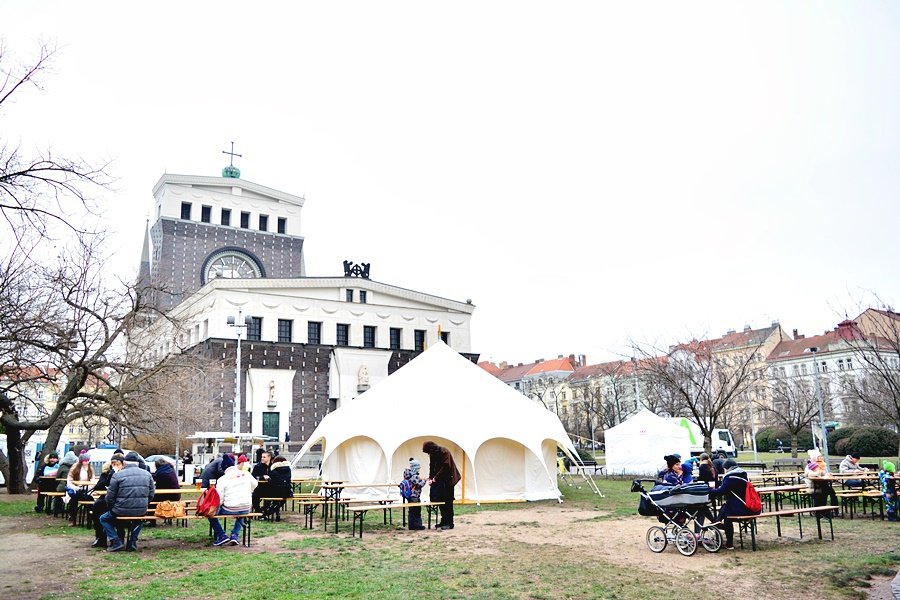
[227,310,251,435]
[809,347,830,470]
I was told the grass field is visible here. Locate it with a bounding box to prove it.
[2,478,899,600]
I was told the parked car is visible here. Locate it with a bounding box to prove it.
[144,454,178,473]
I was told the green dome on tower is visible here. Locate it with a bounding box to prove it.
[222,165,241,178]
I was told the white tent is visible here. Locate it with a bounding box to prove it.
[605,409,691,475]
[292,341,579,502]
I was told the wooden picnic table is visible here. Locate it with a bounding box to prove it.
[319,483,396,533]
[756,484,805,511]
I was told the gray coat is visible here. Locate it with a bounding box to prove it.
[106,464,155,517]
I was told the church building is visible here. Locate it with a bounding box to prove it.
[137,158,476,449]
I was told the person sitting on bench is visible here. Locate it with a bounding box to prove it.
[708,459,754,551]
[209,454,258,546]
[839,453,868,488]
[99,453,155,552]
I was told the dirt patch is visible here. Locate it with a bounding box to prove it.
[0,496,87,600]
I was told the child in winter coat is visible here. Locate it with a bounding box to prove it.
[879,461,898,522]
[401,458,427,530]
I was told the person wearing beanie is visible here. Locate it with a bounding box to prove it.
[34,452,60,513]
[200,455,227,489]
[423,441,461,530]
[880,461,898,521]
[65,453,95,525]
[99,453,155,552]
[681,461,694,485]
[659,455,683,486]
[237,454,251,472]
[707,459,755,550]
[401,458,426,530]
[208,455,258,546]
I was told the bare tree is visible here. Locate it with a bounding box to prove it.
[761,378,826,458]
[0,42,110,243]
[633,338,768,453]
[839,307,900,455]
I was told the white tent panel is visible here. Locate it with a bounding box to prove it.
[293,341,576,502]
[605,409,691,476]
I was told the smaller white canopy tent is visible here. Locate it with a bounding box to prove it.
[292,341,579,502]
[605,409,691,475]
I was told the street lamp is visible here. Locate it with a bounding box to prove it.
[809,347,830,470]
[227,310,252,435]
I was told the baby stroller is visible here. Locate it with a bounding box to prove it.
[632,480,723,556]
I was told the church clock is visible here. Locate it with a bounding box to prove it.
[202,248,264,284]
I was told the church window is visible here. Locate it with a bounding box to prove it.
[308,322,322,345]
[390,328,402,350]
[247,317,262,341]
[364,326,376,348]
[278,319,293,343]
[359,291,367,304]
[259,214,269,232]
[240,212,250,229]
[180,202,192,220]
[201,205,212,223]
[277,217,287,234]
[221,209,231,226]
[346,289,353,302]
[440,331,450,345]
[414,330,426,352]
[337,324,350,346]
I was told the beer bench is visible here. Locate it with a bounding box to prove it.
[114,512,264,547]
[349,501,442,538]
[729,505,838,551]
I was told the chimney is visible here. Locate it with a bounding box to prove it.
[793,329,799,340]
[726,329,736,335]
[558,354,564,359]
[517,363,523,367]
[744,324,751,332]
[580,354,587,367]
[499,361,508,369]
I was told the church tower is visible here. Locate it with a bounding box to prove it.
[147,164,306,311]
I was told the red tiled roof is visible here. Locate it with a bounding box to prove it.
[526,358,575,376]
[767,320,872,361]
[477,362,502,377]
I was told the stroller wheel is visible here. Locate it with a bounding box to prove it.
[700,527,723,553]
[646,526,667,553]
[675,529,697,556]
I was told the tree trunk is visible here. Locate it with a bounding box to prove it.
[5,426,27,494]
[790,432,799,459]
[42,418,67,467]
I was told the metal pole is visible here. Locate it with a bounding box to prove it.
[235,309,243,435]
[810,347,830,470]
[748,394,759,463]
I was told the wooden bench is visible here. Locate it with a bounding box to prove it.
[737,462,767,471]
[115,512,264,547]
[574,461,605,475]
[835,489,884,520]
[349,501,443,538]
[729,505,838,551]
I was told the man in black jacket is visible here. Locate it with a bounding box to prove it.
[98,454,155,552]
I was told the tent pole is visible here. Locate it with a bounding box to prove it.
[461,451,466,502]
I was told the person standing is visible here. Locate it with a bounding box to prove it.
[423,441,460,530]
[401,458,427,531]
[99,453,155,552]
[208,454,258,546]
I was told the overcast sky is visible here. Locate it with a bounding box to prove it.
[4,1,898,365]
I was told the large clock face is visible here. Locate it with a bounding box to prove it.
[204,250,262,282]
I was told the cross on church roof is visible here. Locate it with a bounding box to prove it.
[221,141,242,178]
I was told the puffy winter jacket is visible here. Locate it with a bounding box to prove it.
[266,461,293,498]
[55,452,77,492]
[216,466,258,512]
[106,464,155,517]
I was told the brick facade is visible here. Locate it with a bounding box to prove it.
[151,218,305,311]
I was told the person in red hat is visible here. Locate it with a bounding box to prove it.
[237,454,251,472]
